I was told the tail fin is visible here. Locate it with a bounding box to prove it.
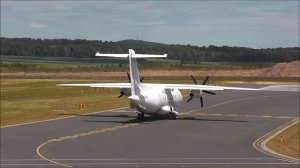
[128,49,140,95]
[95,49,167,96]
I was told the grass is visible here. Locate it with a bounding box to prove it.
[0,55,275,72]
[266,122,300,159]
[0,79,129,126]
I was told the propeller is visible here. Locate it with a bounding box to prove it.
[117,90,125,98]
[186,92,194,102]
[126,72,144,83]
[118,72,144,98]
[187,75,216,107]
[140,77,145,82]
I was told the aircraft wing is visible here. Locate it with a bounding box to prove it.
[155,84,259,91]
[57,83,131,88]
[58,83,259,91]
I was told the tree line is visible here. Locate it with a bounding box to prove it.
[1,37,299,63]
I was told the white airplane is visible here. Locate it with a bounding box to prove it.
[58,49,258,119]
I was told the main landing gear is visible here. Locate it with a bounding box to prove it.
[168,112,177,120]
[137,113,145,119]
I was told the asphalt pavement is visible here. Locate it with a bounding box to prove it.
[1,85,299,168]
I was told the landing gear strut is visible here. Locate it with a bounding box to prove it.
[137,113,145,119]
[169,113,177,120]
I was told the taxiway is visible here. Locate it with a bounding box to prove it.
[1,85,299,168]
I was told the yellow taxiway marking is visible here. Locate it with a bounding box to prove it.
[211,113,222,116]
[277,116,294,119]
[253,118,300,163]
[36,123,139,167]
[180,95,296,120]
[35,94,295,167]
[189,113,295,119]
[181,95,281,116]
[245,115,256,117]
[261,115,272,118]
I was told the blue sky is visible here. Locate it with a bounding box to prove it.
[1,0,299,48]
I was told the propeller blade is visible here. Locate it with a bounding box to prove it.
[127,72,144,82]
[191,75,198,84]
[202,76,209,85]
[187,92,194,102]
[140,77,145,82]
[117,91,125,98]
[117,94,124,98]
[203,90,216,95]
[200,96,204,107]
[187,97,193,102]
[127,72,131,83]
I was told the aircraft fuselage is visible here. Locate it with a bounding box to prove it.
[129,85,182,116]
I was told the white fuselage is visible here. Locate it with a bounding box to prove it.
[130,84,183,116]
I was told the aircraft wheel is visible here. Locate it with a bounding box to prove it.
[169,113,177,120]
[137,113,144,119]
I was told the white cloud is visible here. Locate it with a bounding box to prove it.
[29,22,47,29]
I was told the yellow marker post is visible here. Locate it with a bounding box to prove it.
[79,104,85,110]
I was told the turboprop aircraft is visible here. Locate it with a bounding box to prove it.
[58,49,259,119]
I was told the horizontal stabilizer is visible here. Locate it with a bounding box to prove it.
[95,53,128,57]
[133,54,167,58]
[95,52,167,58]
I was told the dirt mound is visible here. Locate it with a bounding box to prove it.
[262,61,300,77]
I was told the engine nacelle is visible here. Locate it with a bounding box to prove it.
[189,89,202,98]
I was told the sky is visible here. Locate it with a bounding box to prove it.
[1,0,299,48]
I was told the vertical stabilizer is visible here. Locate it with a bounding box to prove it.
[128,49,141,96]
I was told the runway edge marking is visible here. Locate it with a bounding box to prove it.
[36,123,139,168]
[1,107,127,129]
[253,117,300,163]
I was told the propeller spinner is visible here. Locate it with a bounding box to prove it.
[187,75,216,107]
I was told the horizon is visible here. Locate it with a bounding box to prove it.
[2,37,299,49]
[1,1,299,48]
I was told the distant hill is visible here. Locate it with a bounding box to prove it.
[118,39,162,45]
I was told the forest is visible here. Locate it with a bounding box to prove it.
[1,37,299,63]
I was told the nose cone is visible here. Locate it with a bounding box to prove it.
[128,95,140,104]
